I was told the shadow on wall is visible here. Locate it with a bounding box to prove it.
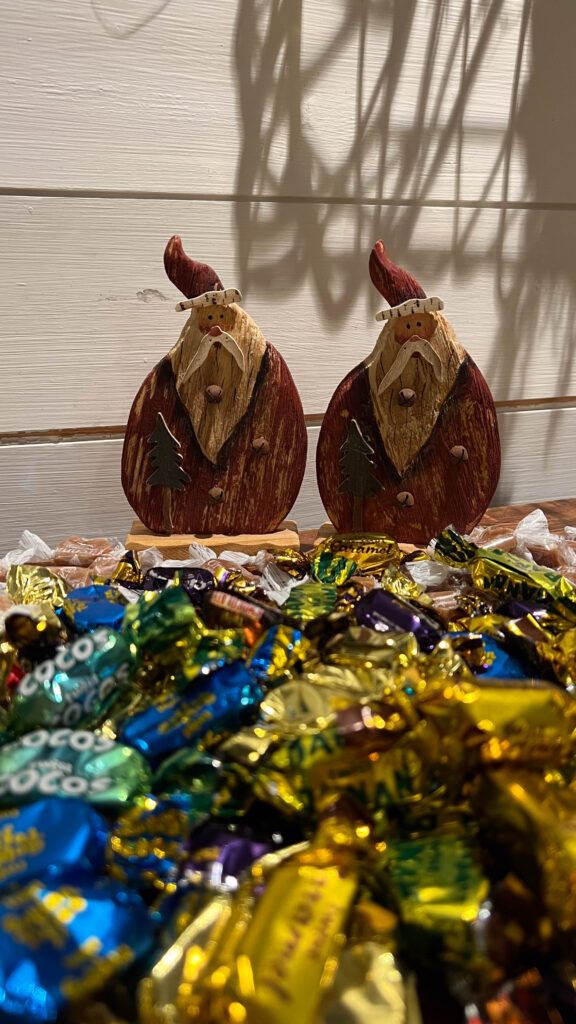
[232,0,576,408]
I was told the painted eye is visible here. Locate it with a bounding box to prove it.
[208,315,213,320]
[417,321,422,327]
[406,323,410,329]
[220,313,224,319]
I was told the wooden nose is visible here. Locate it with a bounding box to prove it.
[398,388,416,407]
[205,385,223,403]
[208,486,224,503]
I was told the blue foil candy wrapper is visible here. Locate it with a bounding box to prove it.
[0,877,153,1022]
[0,799,107,891]
[449,631,528,679]
[9,628,134,734]
[0,729,152,811]
[62,585,127,633]
[107,793,194,890]
[354,588,442,653]
[142,567,215,607]
[118,661,263,765]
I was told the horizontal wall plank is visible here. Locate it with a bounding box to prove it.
[3,196,576,432]
[2,409,576,552]
[0,0,554,203]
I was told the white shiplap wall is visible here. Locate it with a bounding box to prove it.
[1,0,576,547]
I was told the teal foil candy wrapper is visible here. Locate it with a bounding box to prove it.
[0,729,152,811]
[0,876,153,1023]
[9,629,133,735]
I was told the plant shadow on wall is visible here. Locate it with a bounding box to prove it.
[232,0,576,455]
[91,0,174,39]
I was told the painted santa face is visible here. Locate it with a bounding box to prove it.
[366,311,466,475]
[169,303,267,464]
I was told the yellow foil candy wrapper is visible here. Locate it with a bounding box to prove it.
[435,527,576,625]
[178,822,360,1024]
[6,565,70,610]
[312,534,402,579]
[416,676,576,770]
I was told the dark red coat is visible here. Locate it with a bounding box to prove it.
[316,356,500,545]
[122,344,307,535]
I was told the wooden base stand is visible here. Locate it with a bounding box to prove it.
[125,519,301,558]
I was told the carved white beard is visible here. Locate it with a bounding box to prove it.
[377,337,444,394]
[178,329,245,385]
[366,320,466,476]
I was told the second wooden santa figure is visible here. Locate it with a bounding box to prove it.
[316,241,501,544]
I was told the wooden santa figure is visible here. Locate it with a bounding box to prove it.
[122,237,307,535]
[316,241,501,545]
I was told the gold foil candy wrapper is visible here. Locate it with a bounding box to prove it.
[312,533,402,579]
[271,548,310,580]
[217,722,281,768]
[435,527,576,625]
[471,769,576,934]
[138,895,231,1024]
[322,942,422,1024]
[416,675,576,771]
[6,564,70,610]
[3,602,63,652]
[182,820,359,1024]
[213,565,258,597]
[324,626,419,672]
[110,551,142,587]
[379,563,431,605]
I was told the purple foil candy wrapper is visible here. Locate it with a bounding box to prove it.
[185,823,272,891]
[499,597,549,620]
[142,567,215,606]
[354,589,441,652]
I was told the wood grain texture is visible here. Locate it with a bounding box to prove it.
[0,0,538,201]
[122,345,307,534]
[4,198,576,433]
[317,356,500,544]
[1,408,576,551]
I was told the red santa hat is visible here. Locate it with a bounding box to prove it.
[369,240,443,322]
[164,236,242,312]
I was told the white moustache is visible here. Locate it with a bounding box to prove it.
[377,337,444,394]
[179,330,246,383]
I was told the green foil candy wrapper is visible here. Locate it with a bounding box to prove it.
[9,628,133,735]
[383,832,492,992]
[121,588,244,689]
[0,728,152,810]
[283,583,338,624]
[435,526,576,625]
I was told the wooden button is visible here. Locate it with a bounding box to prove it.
[398,388,416,407]
[396,491,415,508]
[450,445,469,463]
[208,486,224,503]
[205,385,223,403]
[252,436,270,455]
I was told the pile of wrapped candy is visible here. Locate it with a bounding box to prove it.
[3,510,576,1023]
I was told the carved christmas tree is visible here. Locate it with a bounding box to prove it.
[146,413,191,533]
[338,419,382,531]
